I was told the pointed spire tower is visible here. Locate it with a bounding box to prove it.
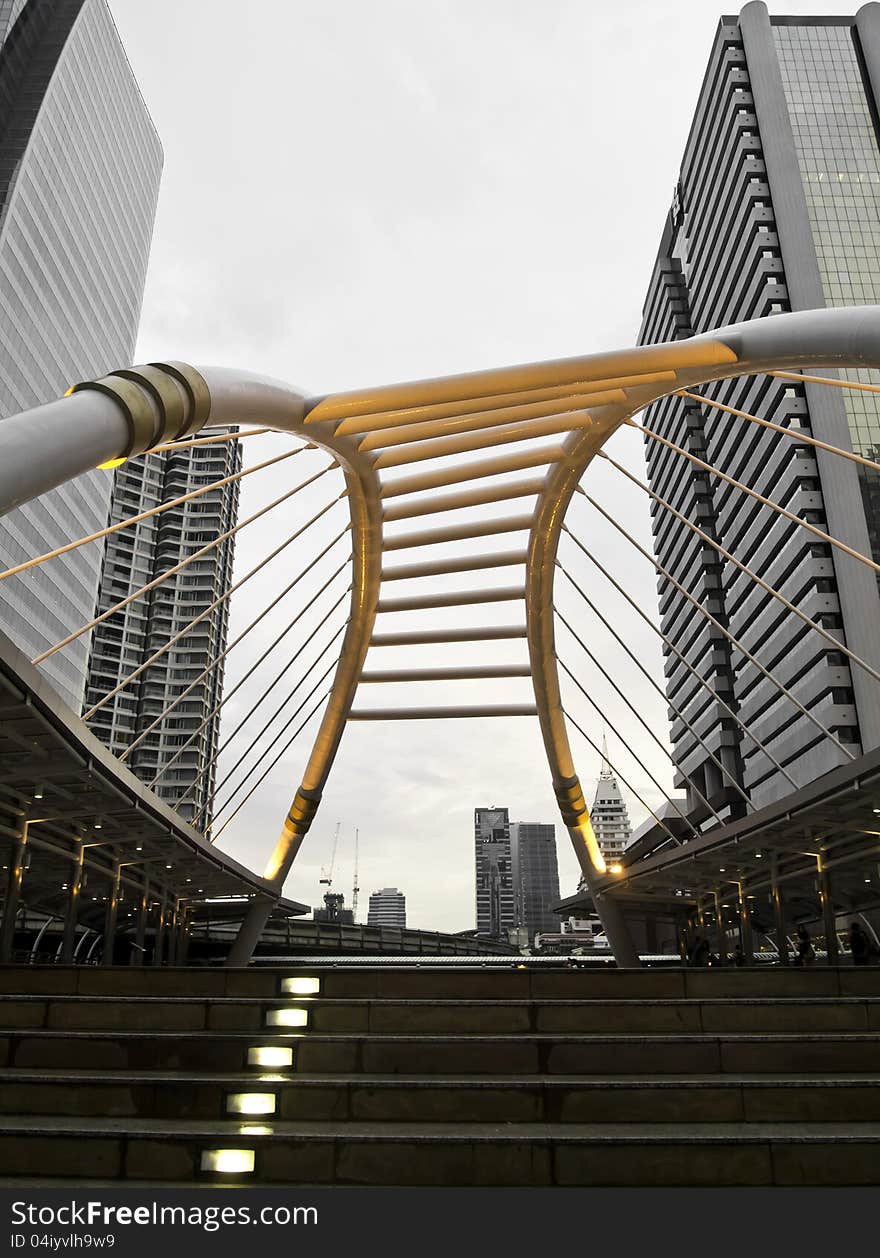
[590,732,632,864]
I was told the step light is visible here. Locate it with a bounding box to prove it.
[226,1093,276,1116]
[200,1149,254,1175]
[265,1007,309,1028]
[281,976,321,996]
[247,1045,293,1068]
[238,1124,273,1136]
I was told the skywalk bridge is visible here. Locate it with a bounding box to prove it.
[2,306,880,966]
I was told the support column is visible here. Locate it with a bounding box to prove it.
[166,901,179,966]
[177,908,189,966]
[132,876,148,967]
[819,862,839,966]
[771,858,789,965]
[713,890,726,966]
[102,862,121,966]
[227,894,275,967]
[593,885,640,968]
[738,883,754,963]
[153,892,167,967]
[61,841,84,964]
[0,816,28,963]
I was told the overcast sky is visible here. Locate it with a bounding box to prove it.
[108,0,863,932]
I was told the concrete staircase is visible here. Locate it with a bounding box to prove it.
[0,964,879,1185]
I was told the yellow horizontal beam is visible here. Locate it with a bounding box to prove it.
[349,705,538,720]
[382,477,545,522]
[381,447,565,499]
[382,514,534,551]
[380,549,527,581]
[360,389,625,451]
[376,585,524,613]
[305,344,733,424]
[332,371,677,437]
[373,410,598,469]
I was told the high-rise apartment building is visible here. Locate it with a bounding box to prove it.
[367,887,406,929]
[84,435,241,824]
[639,2,880,818]
[0,0,162,709]
[509,821,561,940]
[474,806,515,937]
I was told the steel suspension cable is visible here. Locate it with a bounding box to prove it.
[557,657,700,840]
[149,428,271,455]
[121,526,350,762]
[34,461,334,666]
[205,639,345,829]
[556,562,754,812]
[561,705,683,848]
[191,623,347,826]
[84,485,342,721]
[561,525,799,791]
[2,443,309,586]
[555,607,724,826]
[628,419,880,577]
[769,369,880,398]
[575,489,857,763]
[151,585,350,789]
[675,389,880,476]
[599,447,880,691]
[209,690,332,843]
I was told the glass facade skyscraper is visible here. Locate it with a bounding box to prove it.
[474,806,515,937]
[0,0,162,709]
[639,2,880,818]
[509,821,561,940]
[475,807,561,941]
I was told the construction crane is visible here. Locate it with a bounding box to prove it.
[351,828,360,922]
[319,821,341,887]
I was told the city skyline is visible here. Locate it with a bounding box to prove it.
[39,0,874,933]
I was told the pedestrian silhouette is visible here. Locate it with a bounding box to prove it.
[688,932,711,967]
[794,925,815,967]
[849,921,871,966]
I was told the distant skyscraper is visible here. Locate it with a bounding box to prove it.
[474,806,515,936]
[590,743,632,864]
[509,822,561,940]
[367,887,406,929]
[0,0,162,710]
[84,435,241,824]
[639,3,880,818]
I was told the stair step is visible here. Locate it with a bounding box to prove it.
[4,1030,880,1074]
[2,966,879,1000]
[3,995,880,1034]
[1,1070,879,1123]
[2,1115,880,1185]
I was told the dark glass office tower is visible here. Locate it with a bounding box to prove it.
[639,2,880,817]
[0,0,162,709]
[509,822,560,941]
